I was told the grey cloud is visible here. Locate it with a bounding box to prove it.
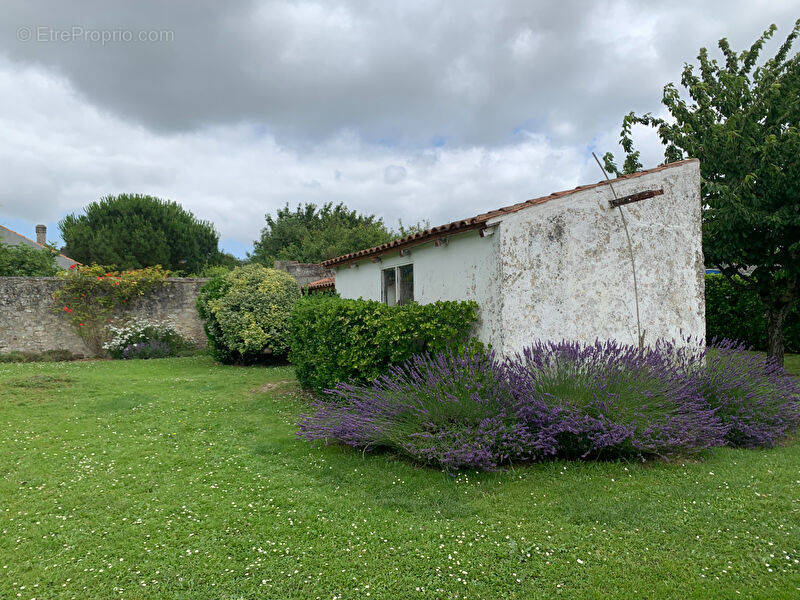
[0,1,797,255]
[1,1,796,148]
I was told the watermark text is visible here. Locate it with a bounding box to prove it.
[17,26,174,44]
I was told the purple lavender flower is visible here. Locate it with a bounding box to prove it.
[297,338,799,471]
[506,339,726,459]
[121,339,172,360]
[695,339,800,448]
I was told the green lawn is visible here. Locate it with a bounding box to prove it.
[785,353,800,377]
[1,356,798,599]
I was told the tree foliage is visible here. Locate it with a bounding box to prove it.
[605,20,800,362]
[0,242,59,276]
[250,202,395,265]
[705,273,800,352]
[59,194,221,274]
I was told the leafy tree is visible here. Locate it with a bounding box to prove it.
[189,252,243,277]
[0,242,59,276]
[60,194,221,274]
[395,219,432,237]
[604,20,800,363]
[250,202,394,265]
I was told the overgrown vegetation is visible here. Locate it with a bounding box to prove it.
[604,20,800,363]
[288,295,479,392]
[706,273,799,352]
[52,264,168,356]
[0,241,59,276]
[0,349,82,363]
[196,264,301,364]
[301,339,800,470]
[59,194,223,274]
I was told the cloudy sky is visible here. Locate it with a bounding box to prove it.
[0,1,797,256]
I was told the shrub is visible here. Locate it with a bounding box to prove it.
[506,340,725,461]
[299,339,799,471]
[0,242,59,276]
[0,349,81,363]
[299,351,524,470]
[705,274,800,353]
[196,264,301,364]
[103,319,194,359]
[695,339,800,448]
[52,264,168,356]
[121,339,173,360]
[288,296,480,392]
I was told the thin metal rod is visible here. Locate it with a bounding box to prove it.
[592,152,644,349]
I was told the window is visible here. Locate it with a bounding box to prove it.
[382,264,413,306]
[381,267,396,306]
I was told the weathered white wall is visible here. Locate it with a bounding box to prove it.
[333,231,503,348]
[493,159,704,355]
[334,160,704,356]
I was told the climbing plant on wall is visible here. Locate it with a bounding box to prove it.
[52,264,168,356]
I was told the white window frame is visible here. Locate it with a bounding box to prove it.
[381,263,413,306]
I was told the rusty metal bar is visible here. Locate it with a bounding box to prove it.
[609,188,664,208]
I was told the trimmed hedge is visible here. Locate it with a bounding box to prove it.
[705,274,799,352]
[288,296,479,392]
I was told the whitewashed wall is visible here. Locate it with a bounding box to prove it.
[493,160,704,355]
[333,230,503,348]
[333,160,704,356]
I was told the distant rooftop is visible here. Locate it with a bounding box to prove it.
[0,224,79,270]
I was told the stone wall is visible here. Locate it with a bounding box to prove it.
[274,260,332,287]
[0,277,208,356]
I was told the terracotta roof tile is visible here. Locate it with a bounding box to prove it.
[322,158,698,267]
[306,276,335,290]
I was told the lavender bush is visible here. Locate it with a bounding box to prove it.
[507,340,726,460]
[121,339,172,360]
[298,339,799,471]
[299,351,524,470]
[694,339,800,448]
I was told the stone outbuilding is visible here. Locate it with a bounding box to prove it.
[322,159,705,356]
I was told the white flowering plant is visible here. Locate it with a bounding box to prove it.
[103,318,194,359]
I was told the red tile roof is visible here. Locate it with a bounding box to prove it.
[322,158,698,267]
[306,276,335,291]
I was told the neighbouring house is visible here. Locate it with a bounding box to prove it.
[323,159,705,356]
[0,224,79,270]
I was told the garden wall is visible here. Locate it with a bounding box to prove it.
[0,277,208,356]
[274,260,332,287]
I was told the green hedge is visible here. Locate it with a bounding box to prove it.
[705,274,799,352]
[289,296,480,392]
